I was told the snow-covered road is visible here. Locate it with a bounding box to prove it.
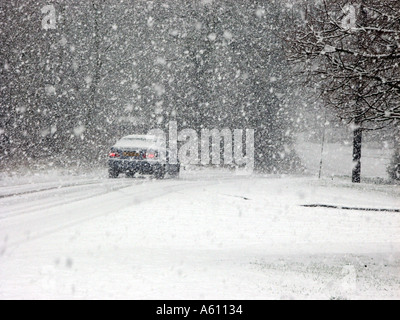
[1,169,399,299]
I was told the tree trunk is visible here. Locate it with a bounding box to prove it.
[352,125,362,183]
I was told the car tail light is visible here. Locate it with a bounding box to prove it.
[146,152,158,159]
[109,152,120,158]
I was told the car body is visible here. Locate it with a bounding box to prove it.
[108,134,180,179]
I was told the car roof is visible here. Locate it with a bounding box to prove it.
[113,134,165,149]
[121,134,159,140]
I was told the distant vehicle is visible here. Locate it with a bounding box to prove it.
[108,134,180,179]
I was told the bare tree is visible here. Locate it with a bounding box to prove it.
[284,0,400,182]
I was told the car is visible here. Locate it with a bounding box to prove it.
[107,134,180,179]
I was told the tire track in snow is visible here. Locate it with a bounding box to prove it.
[0,177,239,250]
[0,182,139,219]
[0,178,130,199]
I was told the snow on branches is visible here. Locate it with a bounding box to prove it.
[284,0,400,129]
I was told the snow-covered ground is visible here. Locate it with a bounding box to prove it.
[296,138,394,180]
[0,166,399,300]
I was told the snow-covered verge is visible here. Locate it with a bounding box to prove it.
[0,166,107,186]
[0,168,399,300]
[295,137,395,181]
